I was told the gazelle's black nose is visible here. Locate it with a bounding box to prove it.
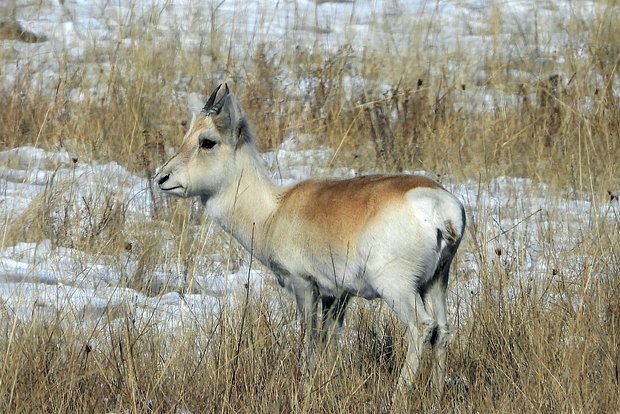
[157,174,170,186]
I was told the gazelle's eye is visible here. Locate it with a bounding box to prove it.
[200,138,217,149]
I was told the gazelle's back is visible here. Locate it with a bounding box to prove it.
[266,174,463,298]
[276,175,442,243]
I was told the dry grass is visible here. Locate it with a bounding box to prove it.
[1,0,619,412]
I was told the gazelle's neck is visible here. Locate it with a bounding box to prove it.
[202,146,280,261]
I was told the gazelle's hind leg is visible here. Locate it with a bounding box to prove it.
[424,247,459,393]
[401,296,437,389]
[424,268,450,393]
[374,258,454,398]
[378,281,437,391]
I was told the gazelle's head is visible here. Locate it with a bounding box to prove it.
[154,84,252,199]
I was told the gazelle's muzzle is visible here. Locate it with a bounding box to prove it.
[153,162,188,197]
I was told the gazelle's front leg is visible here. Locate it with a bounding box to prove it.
[320,293,351,345]
[291,277,320,370]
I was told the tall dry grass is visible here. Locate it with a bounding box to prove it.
[0,0,619,412]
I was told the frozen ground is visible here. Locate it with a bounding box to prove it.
[0,0,616,331]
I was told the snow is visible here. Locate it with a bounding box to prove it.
[1,1,617,332]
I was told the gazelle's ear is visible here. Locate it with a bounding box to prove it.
[200,83,249,146]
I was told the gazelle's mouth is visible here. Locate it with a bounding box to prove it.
[160,185,182,192]
[158,184,188,197]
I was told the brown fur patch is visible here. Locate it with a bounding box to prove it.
[278,175,442,247]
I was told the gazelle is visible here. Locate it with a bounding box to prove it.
[155,84,465,392]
